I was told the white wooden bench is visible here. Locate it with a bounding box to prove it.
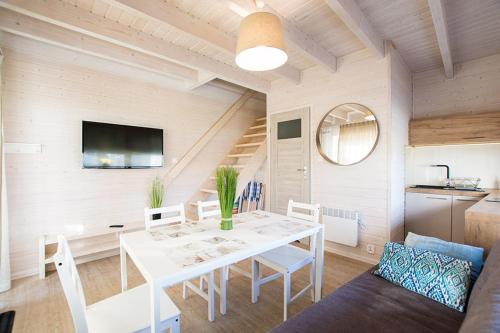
[38,222,144,279]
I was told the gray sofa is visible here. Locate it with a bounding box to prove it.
[270,241,500,333]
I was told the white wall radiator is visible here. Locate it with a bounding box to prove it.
[323,207,359,247]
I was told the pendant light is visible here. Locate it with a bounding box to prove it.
[235,11,288,71]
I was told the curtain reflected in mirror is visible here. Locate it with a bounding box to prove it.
[316,103,379,165]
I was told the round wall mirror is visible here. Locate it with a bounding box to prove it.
[316,103,379,165]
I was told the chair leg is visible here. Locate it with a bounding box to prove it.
[251,258,260,303]
[170,316,180,333]
[309,261,316,302]
[182,281,188,299]
[199,275,206,291]
[283,271,291,322]
[220,266,227,315]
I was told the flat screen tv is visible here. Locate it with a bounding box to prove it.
[82,121,163,169]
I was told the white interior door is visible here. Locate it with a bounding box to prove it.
[270,108,310,214]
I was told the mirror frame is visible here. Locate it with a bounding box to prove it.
[316,103,380,166]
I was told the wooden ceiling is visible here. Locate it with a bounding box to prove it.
[0,0,499,91]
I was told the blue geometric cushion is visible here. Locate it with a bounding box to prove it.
[375,242,472,312]
[404,232,483,283]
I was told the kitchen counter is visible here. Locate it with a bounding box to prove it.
[405,187,500,254]
[465,189,500,255]
[405,187,492,197]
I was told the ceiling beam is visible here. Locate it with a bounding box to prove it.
[0,8,200,82]
[185,70,218,91]
[324,0,385,58]
[0,0,271,92]
[105,0,301,84]
[428,0,453,79]
[224,0,337,72]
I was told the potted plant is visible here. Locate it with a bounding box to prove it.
[149,176,164,220]
[216,166,239,230]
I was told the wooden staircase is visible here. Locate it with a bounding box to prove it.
[187,116,267,219]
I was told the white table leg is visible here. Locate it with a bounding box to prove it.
[251,258,260,303]
[150,281,161,333]
[314,227,324,302]
[120,240,127,292]
[220,266,227,315]
[208,270,215,322]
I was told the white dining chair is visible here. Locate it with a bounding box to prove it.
[144,203,186,230]
[251,199,321,321]
[196,200,221,220]
[182,200,229,314]
[195,200,253,315]
[54,235,180,333]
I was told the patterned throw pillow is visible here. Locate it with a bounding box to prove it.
[375,242,472,312]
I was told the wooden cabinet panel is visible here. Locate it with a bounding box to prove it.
[405,192,452,240]
[409,111,500,146]
[452,196,481,244]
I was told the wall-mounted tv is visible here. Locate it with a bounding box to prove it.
[82,121,163,169]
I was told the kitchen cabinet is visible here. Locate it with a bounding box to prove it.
[452,196,481,244]
[405,192,452,241]
[409,111,500,146]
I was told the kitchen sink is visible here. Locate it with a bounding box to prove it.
[411,184,484,192]
[412,185,454,190]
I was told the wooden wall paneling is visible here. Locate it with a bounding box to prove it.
[1,38,264,279]
[409,111,500,146]
[164,90,254,185]
[413,53,500,118]
[387,44,412,242]
[267,49,390,264]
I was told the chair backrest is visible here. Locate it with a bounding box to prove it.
[197,200,221,221]
[54,235,89,333]
[144,203,186,230]
[287,199,321,224]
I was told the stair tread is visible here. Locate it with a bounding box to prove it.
[250,124,266,130]
[200,188,217,194]
[243,132,266,138]
[235,141,265,148]
[227,153,254,158]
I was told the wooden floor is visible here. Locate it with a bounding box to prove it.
[0,252,371,333]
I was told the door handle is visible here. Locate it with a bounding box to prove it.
[297,166,308,175]
[455,199,479,202]
[425,196,447,200]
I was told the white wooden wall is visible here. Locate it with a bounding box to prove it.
[414,53,500,118]
[1,35,263,279]
[388,45,412,242]
[267,49,390,263]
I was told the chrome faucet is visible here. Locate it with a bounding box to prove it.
[431,164,451,186]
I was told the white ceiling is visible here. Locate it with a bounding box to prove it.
[2,0,499,89]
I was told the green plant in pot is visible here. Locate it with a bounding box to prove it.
[149,176,165,220]
[216,166,239,230]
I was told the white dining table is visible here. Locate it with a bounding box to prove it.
[119,210,324,333]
